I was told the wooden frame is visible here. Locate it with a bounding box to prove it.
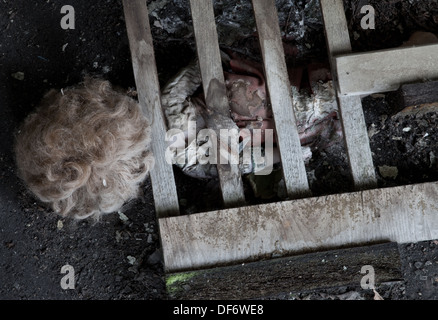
[160,181,438,272]
[122,0,438,298]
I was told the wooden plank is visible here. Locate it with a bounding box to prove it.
[391,103,438,120]
[338,96,377,189]
[189,0,246,208]
[388,80,438,116]
[159,181,438,272]
[319,0,352,56]
[389,80,438,111]
[166,242,402,299]
[320,0,377,190]
[399,81,438,107]
[335,44,438,96]
[252,0,310,199]
[122,0,180,218]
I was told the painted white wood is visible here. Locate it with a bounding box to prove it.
[252,0,310,198]
[189,0,246,207]
[338,96,378,189]
[335,44,438,96]
[320,0,377,190]
[123,0,180,217]
[160,181,438,272]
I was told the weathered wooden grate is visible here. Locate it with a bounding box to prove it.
[123,0,438,297]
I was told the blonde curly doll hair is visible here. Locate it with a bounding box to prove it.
[14,78,154,220]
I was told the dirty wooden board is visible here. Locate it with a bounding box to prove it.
[391,103,438,120]
[398,80,438,107]
[159,181,438,272]
[189,0,246,207]
[123,0,179,217]
[166,242,401,299]
[320,0,377,190]
[252,0,310,199]
[335,44,438,97]
[389,80,438,111]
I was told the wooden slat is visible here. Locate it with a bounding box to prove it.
[189,0,246,208]
[338,96,378,188]
[320,0,352,56]
[166,242,402,299]
[335,44,438,97]
[320,0,377,190]
[123,0,179,218]
[160,181,438,272]
[252,0,310,199]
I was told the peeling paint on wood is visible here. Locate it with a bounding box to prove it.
[160,181,438,272]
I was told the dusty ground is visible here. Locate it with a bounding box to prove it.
[0,0,437,300]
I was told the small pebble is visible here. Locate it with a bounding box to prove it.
[127,255,136,265]
[182,284,191,291]
[118,211,129,223]
[11,71,24,80]
[379,165,398,179]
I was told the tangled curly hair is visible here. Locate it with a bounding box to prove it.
[14,78,154,219]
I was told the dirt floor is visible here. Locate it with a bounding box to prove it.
[0,0,438,300]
